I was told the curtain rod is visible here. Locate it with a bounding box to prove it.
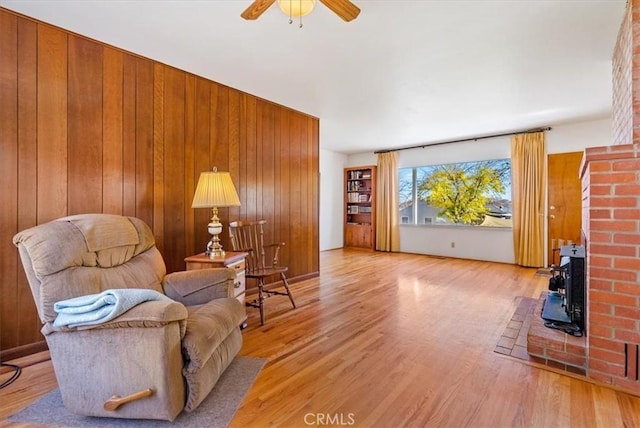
[373,127,552,154]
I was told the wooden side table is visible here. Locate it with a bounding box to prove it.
[184,252,248,304]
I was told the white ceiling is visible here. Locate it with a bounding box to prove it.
[0,0,626,154]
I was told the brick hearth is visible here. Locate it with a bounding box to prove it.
[526,293,587,374]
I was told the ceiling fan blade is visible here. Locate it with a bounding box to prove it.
[319,0,361,22]
[241,0,276,20]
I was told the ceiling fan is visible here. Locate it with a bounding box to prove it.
[241,0,361,22]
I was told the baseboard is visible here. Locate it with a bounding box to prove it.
[0,341,48,362]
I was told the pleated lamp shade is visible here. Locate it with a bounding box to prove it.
[191,169,241,208]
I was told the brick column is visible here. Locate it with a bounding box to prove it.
[580,144,640,393]
[611,0,632,145]
[612,0,640,146]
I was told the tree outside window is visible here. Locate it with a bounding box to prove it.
[399,159,512,227]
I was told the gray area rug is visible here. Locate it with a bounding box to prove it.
[9,356,266,428]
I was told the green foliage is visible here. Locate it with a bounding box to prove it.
[418,161,506,224]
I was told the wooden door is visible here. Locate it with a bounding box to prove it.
[547,152,583,266]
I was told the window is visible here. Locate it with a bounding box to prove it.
[399,159,512,227]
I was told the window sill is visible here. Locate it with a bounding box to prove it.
[399,223,512,231]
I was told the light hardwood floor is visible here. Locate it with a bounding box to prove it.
[2,249,640,427]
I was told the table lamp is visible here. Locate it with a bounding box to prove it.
[192,167,241,257]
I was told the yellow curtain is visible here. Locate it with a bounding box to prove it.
[376,152,400,252]
[511,132,546,267]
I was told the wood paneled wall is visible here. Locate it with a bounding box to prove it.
[0,8,319,360]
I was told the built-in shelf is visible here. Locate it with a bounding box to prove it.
[344,166,376,249]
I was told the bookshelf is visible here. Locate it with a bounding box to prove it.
[344,166,376,249]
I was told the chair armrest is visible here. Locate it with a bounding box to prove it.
[264,242,285,265]
[42,300,188,335]
[101,300,188,324]
[264,242,285,248]
[163,268,236,306]
[234,247,254,254]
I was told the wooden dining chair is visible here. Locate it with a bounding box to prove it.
[228,220,296,325]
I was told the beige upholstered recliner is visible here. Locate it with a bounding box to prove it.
[13,214,246,421]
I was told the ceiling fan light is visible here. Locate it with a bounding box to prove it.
[277,0,316,18]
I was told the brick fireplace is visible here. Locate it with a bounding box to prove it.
[578,0,640,394]
[581,144,640,392]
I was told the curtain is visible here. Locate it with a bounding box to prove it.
[376,152,400,252]
[511,131,546,267]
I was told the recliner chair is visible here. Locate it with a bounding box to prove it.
[13,213,245,421]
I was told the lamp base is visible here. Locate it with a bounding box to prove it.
[205,243,225,258]
[205,216,225,258]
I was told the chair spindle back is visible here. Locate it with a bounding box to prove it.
[228,220,276,273]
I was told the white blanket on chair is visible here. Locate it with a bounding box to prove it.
[53,289,171,328]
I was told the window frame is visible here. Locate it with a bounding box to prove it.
[398,158,512,229]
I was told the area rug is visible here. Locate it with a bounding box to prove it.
[534,268,553,278]
[8,356,266,428]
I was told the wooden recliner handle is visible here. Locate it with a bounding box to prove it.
[104,388,154,411]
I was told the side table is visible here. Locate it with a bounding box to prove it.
[184,252,248,304]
